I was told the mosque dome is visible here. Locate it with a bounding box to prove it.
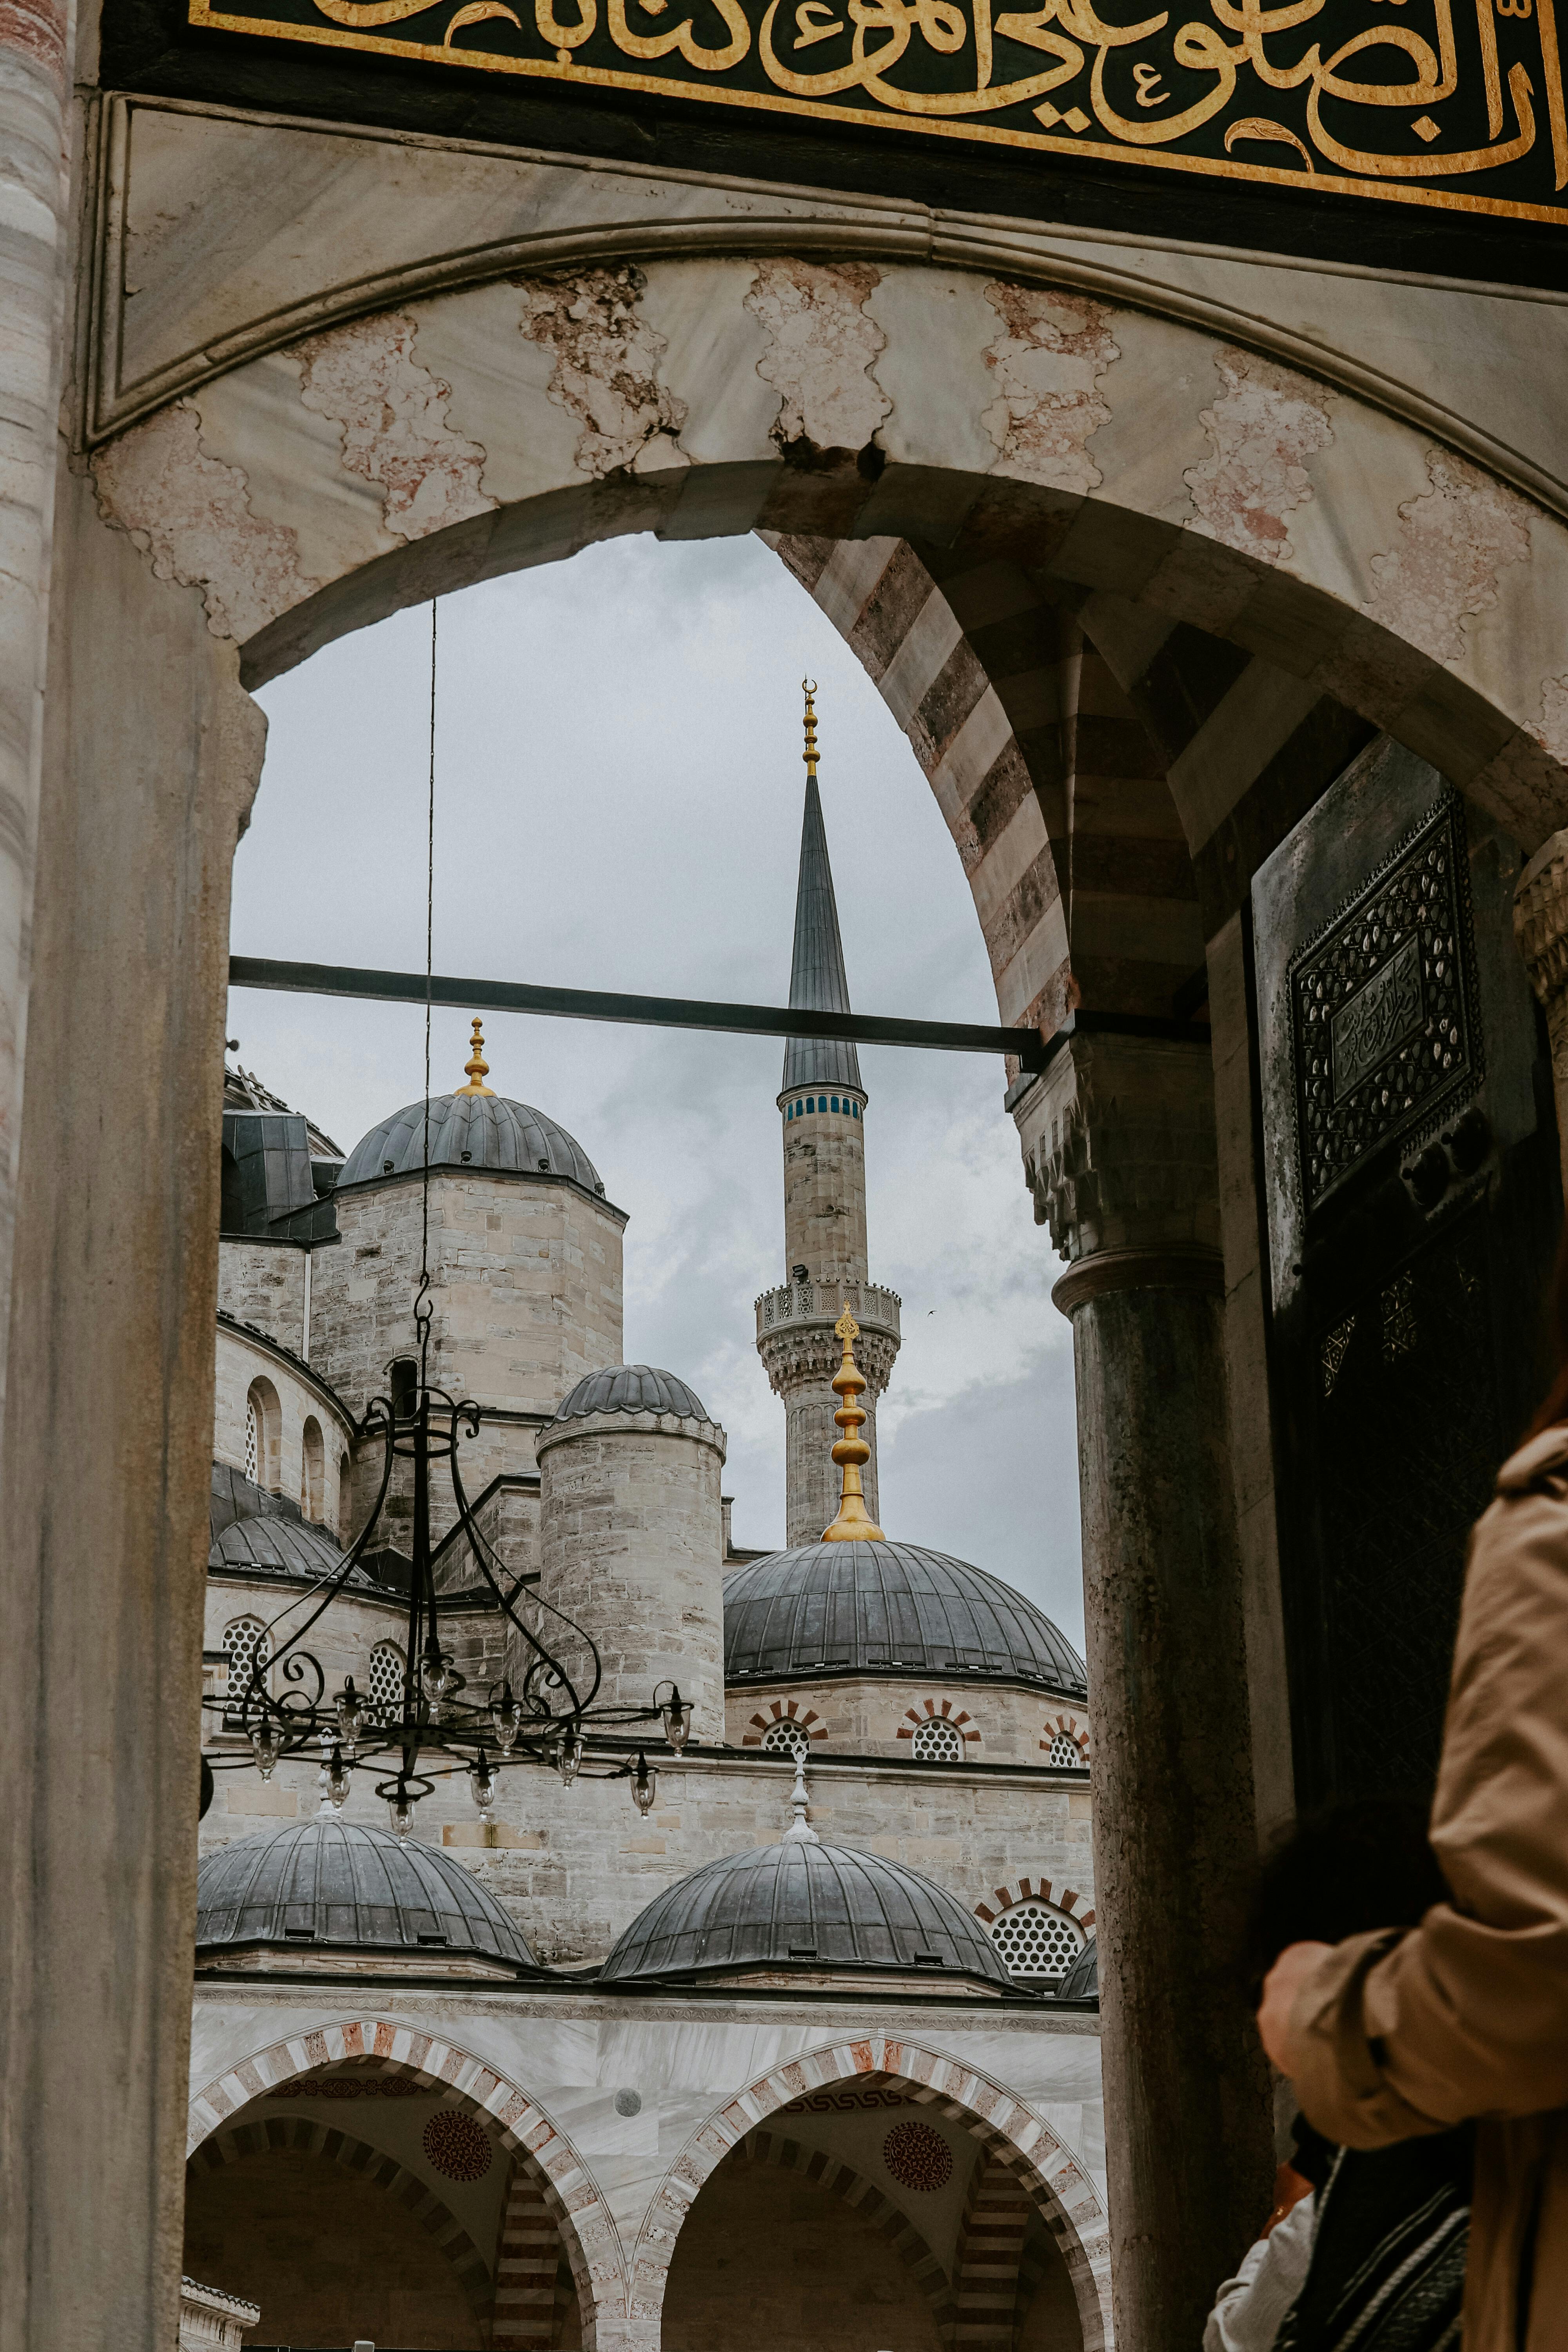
[208,1463,384,1591]
[336,1091,605,1197]
[723,1541,1087,1697]
[597,1838,1014,1991]
[552,1365,711,1423]
[1056,1936,1099,2005]
[194,1817,539,1973]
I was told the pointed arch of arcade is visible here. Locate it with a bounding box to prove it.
[728,2123,956,2338]
[630,2036,1111,2352]
[185,2018,624,2344]
[189,2116,494,2324]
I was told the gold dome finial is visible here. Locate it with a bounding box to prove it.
[820,1303,886,1542]
[802,678,819,778]
[456,1016,495,1097]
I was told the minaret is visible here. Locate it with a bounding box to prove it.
[755,683,901,1547]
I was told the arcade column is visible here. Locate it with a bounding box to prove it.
[1013,1028,1274,2350]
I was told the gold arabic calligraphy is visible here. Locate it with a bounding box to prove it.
[253,0,1568,196]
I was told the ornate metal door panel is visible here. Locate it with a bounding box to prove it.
[1254,738,1560,1806]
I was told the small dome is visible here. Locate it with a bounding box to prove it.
[1057,1936,1099,2004]
[208,1463,383,1592]
[337,1093,605,1196]
[195,1817,538,1971]
[598,1838,1013,1990]
[553,1365,711,1424]
[724,1541,1087,1697]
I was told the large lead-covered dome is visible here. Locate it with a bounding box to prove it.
[337,1092,605,1196]
[552,1365,711,1424]
[598,1838,1014,1990]
[724,1540,1086,1697]
[195,1818,539,1973]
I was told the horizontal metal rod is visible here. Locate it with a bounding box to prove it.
[228,956,1052,1071]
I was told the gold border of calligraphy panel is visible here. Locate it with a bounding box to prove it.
[187,0,1568,226]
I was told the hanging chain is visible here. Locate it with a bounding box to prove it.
[413,599,437,1368]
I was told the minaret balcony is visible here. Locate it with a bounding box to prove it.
[755,1279,902,1348]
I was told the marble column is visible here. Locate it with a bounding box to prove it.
[1015,1029,1274,2350]
[1515,830,1568,1192]
[0,471,263,2352]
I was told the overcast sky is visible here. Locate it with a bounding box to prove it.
[230,532,1085,1650]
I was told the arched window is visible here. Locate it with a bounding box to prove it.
[244,1377,281,1491]
[1047,1730,1087,1769]
[910,1716,965,1764]
[301,1417,325,1521]
[223,1616,272,1715]
[852,1102,860,1119]
[831,1096,840,1112]
[388,1357,418,1418]
[338,1452,353,1543]
[795,1101,803,1116]
[368,1642,406,1723]
[989,1902,1087,1984]
[760,1718,809,1759]
[785,1103,793,1120]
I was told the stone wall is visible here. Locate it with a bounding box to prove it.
[183,2147,478,2348]
[216,1236,310,1356]
[537,1409,727,1729]
[213,1323,358,1531]
[726,1675,1093,1768]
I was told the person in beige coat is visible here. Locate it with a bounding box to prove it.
[1258,1419,1568,2350]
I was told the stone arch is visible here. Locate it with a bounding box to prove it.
[977,1878,1095,1929]
[188,2116,493,2325]
[1040,1714,1091,1766]
[244,1374,281,1492]
[631,2035,1110,2352]
[740,1697,826,1748]
[727,2124,956,2337]
[86,249,1568,1030]
[897,1697,982,1751]
[186,2019,625,2346]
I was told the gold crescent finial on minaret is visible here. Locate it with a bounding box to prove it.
[820,1302,886,1542]
[802,679,819,778]
[456,1016,495,1096]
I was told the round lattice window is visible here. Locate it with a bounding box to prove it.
[760,1719,809,1757]
[223,1617,271,1709]
[1047,1731,1086,1769]
[989,1902,1085,1981]
[909,1717,964,1763]
[368,1642,405,1724]
[882,2121,953,2192]
[422,2109,493,2183]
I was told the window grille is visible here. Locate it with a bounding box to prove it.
[1047,1731,1085,1769]
[989,1902,1085,1981]
[244,1402,260,1484]
[224,1616,271,1716]
[369,1642,406,1724]
[910,1716,964,1764]
[760,1718,809,1758]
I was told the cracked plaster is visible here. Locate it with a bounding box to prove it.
[518,265,688,478]
[295,311,494,541]
[744,258,891,455]
[980,285,1118,495]
[1363,446,1534,666]
[1183,346,1334,568]
[91,398,318,642]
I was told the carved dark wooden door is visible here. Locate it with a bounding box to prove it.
[1254,738,1561,1807]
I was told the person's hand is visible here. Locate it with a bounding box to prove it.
[1258,1940,1334,2074]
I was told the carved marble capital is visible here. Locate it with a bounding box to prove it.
[1013,1031,1222,1283]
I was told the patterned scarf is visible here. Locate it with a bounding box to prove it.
[1277,2127,1472,2352]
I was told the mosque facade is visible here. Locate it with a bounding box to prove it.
[191,724,1108,2350]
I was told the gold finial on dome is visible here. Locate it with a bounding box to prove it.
[820,1304,886,1542]
[456,1016,495,1097]
[802,678,819,778]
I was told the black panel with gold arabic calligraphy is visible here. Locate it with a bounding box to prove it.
[189,0,1568,223]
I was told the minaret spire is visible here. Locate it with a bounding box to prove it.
[783,681,862,1099]
[755,683,901,1548]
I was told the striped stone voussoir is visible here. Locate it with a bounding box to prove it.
[187,2018,628,2325]
[630,2035,1111,2352]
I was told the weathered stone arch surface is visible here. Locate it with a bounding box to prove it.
[189,2116,494,2321]
[187,2020,624,2341]
[631,2035,1110,2352]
